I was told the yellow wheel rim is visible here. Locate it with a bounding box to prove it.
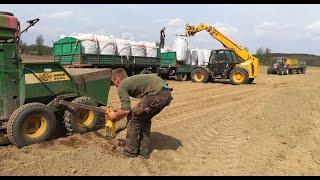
[233,72,244,83]
[194,71,204,82]
[22,114,47,139]
[77,109,95,127]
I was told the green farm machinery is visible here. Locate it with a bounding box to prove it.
[0,12,113,148]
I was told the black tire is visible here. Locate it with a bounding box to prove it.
[175,73,188,81]
[229,68,249,85]
[160,73,169,80]
[63,97,99,135]
[285,68,289,75]
[279,68,285,76]
[157,68,170,80]
[267,67,272,75]
[191,68,209,83]
[7,103,57,148]
[248,78,254,84]
[51,113,67,139]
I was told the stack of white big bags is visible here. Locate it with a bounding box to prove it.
[130,41,146,57]
[62,33,161,58]
[70,33,99,54]
[203,49,211,65]
[190,49,198,66]
[145,42,157,57]
[192,49,212,66]
[96,35,117,55]
[170,37,212,66]
[197,49,206,66]
[116,39,131,56]
[171,36,189,63]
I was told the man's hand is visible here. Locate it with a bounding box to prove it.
[107,109,130,122]
[108,111,117,121]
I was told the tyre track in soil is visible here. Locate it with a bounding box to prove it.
[133,67,320,175]
[143,84,274,175]
[246,77,320,176]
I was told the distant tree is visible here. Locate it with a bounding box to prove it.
[256,47,265,65]
[265,48,271,54]
[256,47,264,56]
[35,35,44,55]
[265,48,272,65]
[255,47,272,65]
[18,40,27,54]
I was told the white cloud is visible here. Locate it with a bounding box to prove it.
[213,22,239,36]
[47,11,73,18]
[164,18,187,36]
[152,18,171,24]
[167,18,185,26]
[305,20,320,40]
[254,21,294,37]
[306,21,320,33]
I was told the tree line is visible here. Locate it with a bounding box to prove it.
[19,35,53,55]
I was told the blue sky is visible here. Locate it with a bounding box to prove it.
[2,4,320,55]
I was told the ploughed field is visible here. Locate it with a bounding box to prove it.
[1,66,320,175]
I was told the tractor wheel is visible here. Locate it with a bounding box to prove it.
[248,78,255,84]
[191,68,209,83]
[7,103,57,148]
[175,73,188,81]
[285,68,289,75]
[267,69,271,75]
[229,68,249,85]
[64,97,99,135]
[51,113,67,139]
[299,68,303,74]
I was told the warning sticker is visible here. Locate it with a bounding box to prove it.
[25,71,70,84]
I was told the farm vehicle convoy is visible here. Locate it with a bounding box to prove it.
[54,23,260,85]
[0,11,307,148]
[267,57,307,75]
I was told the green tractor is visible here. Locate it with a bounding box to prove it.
[0,12,112,148]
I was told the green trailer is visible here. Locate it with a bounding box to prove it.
[54,37,162,75]
[157,51,193,81]
[0,12,112,148]
[53,37,195,81]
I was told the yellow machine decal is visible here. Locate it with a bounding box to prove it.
[25,71,70,84]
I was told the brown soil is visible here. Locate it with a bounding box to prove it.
[1,66,320,176]
[20,54,53,62]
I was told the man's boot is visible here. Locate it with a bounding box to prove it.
[122,150,138,158]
